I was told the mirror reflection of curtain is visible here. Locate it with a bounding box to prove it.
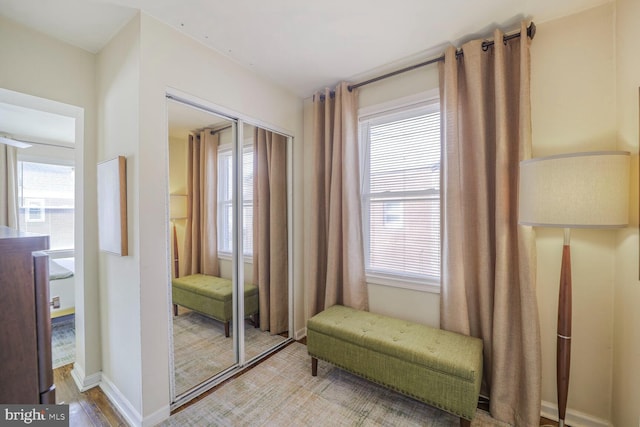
[253,128,288,334]
[183,129,220,276]
[0,144,18,228]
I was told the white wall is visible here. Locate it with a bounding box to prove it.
[0,15,102,389]
[613,0,640,425]
[531,5,617,422]
[96,14,143,419]
[135,13,303,424]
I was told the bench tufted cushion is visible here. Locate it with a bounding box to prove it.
[307,304,483,420]
[307,304,480,382]
[172,274,259,323]
[172,274,258,302]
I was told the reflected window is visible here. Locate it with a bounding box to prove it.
[218,145,254,256]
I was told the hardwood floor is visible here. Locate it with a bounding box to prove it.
[54,364,127,427]
[55,358,563,426]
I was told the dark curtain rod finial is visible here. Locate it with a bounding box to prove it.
[347,21,536,92]
[528,22,537,40]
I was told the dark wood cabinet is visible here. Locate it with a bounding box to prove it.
[0,226,55,404]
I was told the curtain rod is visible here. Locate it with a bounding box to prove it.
[210,125,232,135]
[347,22,536,92]
[190,125,232,136]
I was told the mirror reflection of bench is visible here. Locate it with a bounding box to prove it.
[171,274,259,337]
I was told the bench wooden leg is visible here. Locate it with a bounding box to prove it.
[459,418,471,427]
[224,321,230,338]
[311,357,318,376]
[173,304,178,316]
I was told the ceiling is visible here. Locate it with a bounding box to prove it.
[0,101,75,146]
[1,0,611,98]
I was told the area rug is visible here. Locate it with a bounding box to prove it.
[162,342,509,427]
[51,317,75,369]
[173,311,287,396]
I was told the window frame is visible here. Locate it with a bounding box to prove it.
[24,198,45,223]
[358,90,441,294]
[17,153,75,254]
[217,144,234,258]
[217,141,254,259]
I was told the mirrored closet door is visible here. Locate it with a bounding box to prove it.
[167,97,292,406]
[239,123,289,363]
[167,100,237,397]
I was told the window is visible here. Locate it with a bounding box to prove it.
[218,145,254,256]
[218,148,233,254]
[25,198,45,222]
[360,100,441,289]
[17,161,75,251]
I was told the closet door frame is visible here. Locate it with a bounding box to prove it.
[166,89,294,410]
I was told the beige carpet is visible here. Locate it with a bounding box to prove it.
[51,317,75,369]
[163,342,509,427]
[173,310,286,396]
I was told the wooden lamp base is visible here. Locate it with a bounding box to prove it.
[557,228,572,427]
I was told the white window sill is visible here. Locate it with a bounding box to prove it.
[365,273,440,294]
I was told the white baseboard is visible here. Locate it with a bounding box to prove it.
[295,326,306,341]
[100,374,143,427]
[89,374,170,427]
[141,405,171,427]
[70,363,101,392]
[541,400,612,427]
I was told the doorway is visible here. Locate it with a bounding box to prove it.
[0,87,89,386]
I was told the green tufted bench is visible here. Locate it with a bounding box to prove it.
[307,305,483,426]
[172,274,259,337]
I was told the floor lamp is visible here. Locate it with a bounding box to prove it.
[170,194,188,278]
[518,151,630,427]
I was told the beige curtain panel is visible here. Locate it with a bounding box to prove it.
[307,82,368,317]
[253,128,289,335]
[0,144,18,228]
[183,129,220,277]
[439,22,541,427]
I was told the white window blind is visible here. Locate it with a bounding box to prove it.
[218,146,254,256]
[361,104,441,285]
[241,146,254,256]
[218,149,233,254]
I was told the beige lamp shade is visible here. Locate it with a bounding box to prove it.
[170,194,188,220]
[519,151,630,228]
